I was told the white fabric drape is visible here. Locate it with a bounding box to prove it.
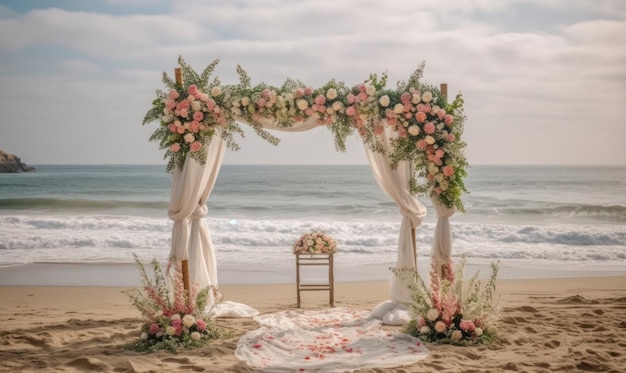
[430,195,456,268]
[168,136,226,291]
[364,125,427,325]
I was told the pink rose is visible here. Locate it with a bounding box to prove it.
[177,100,190,110]
[303,87,313,95]
[167,123,177,133]
[190,141,203,152]
[189,121,201,132]
[447,133,456,142]
[385,109,395,119]
[345,106,356,116]
[168,89,179,100]
[206,99,216,111]
[437,110,446,120]
[149,323,160,335]
[416,140,427,149]
[444,114,454,125]
[196,319,207,331]
[314,94,326,105]
[256,97,266,108]
[401,92,411,104]
[172,319,182,328]
[179,108,188,118]
[176,126,185,134]
[357,92,367,102]
[435,187,443,195]
[294,88,304,97]
[435,149,445,158]
[193,112,204,122]
[415,111,427,123]
[347,93,356,104]
[252,113,262,122]
[374,125,384,135]
[459,319,476,332]
[165,99,176,110]
[443,165,455,177]
[357,84,366,93]
[187,85,199,96]
[422,103,431,113]
[424,122,435,134]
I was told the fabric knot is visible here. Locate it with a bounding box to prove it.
[192,204,208,219]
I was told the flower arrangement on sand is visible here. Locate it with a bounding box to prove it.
[123,255,227,353]
[394,258,500,345]
[144,56,468,211]
[293,231,337,255]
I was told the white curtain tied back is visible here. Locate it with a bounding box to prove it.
[430,195,456,268]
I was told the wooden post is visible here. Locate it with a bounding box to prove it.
[440,83,448,101]
[174,66,190,292]
[411,226,417,270]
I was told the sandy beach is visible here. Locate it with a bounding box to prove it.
[1,272,625,373]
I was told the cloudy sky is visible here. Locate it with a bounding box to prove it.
[0,0,624,166]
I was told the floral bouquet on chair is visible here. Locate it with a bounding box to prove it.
[293,231,337,255]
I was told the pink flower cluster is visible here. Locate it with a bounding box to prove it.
[416,260,484,343]
[293,231,337,254]
[162,84,226,154]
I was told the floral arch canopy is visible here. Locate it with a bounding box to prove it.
[143,56,468,324]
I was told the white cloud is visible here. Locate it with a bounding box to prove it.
[0,0,624,165]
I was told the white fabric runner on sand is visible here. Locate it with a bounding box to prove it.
[212,301,260,318]
[235,307,428,372]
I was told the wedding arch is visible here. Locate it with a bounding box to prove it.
[143,56,468,324]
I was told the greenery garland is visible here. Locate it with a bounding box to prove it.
[143,55,468,211]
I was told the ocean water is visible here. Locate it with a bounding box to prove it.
[0,164,625,282]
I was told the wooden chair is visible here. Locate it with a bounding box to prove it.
[295,253,334,307]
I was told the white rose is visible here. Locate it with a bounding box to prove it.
[163,107,172,116]
[393,103,404,114]
[231,107,242,116]
[422,91,433,103]
[241,97,250,106]
[326,107,334,115]
[431,105,440,115]
[434,321,447,333]
[231,100,241,108]
[408,125,420,136]
[184,133,195,143]
[296,99,309,111]
[332,101,343,112]
[428,162,439,175]
[191,101,202,112]
[182,314,196,328]
[411,93,421,104]
[379,95,390,107]
[451,330,463,340]
[425,135,435,145]
[436,123,445,131]
[419,326,431,334]
[426,308,439,321]
[187,95,195,102]
[140,332,148,340]
[211,86,221,97]
[166,326,176,336]
[326,88,338,100]
[475,327,483,337]
[365,85,376,96]
[190,331,202,341]
[171,314,181,321]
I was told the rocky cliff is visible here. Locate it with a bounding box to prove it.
[0,150,35,173]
